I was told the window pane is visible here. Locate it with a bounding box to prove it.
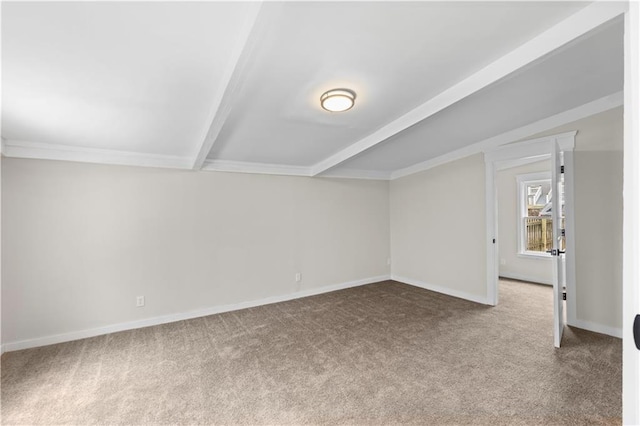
[525,217,553,252]
[523,180,553,253]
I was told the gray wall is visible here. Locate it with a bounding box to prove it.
[390,107,623,334]
[531,107,623,331]
[1,108,623,348]
[390,154,488,302]
[1,159,391,346]
[574,150,622,330]
[497,159,553,285]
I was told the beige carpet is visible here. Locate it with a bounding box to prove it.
[1,279,621,425]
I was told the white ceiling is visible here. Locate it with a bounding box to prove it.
[335,18,623,174]
[0,1,627,179]
[525,106,623,151]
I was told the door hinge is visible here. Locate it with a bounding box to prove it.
[561,229,566,237]
[493,238,496,244]
[562,291,566,301]
[560,165,565,174]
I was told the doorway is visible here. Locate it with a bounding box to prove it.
[484,132,576,347]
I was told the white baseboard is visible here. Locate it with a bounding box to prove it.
[567,318,622,339]
[1,275,391,353]
[391,274,491,305]
[499,273,552,286]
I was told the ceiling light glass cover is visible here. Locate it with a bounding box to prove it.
[320,89,356,112]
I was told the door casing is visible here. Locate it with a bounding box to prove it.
[483,132,576,331]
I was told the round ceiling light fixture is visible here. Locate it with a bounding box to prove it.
[320,88,356,112]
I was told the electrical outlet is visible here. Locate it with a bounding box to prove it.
[136,296,145,307]
[500,259,507,266]
[295,272,301,282]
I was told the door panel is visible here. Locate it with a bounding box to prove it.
[551,139,564,348]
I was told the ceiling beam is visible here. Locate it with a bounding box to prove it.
[390,91,623,180]
[191,2,267,170]
[311,1,628,176]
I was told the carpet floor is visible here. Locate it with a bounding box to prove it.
[1,279,622,425]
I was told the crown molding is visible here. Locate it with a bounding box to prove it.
[1,90,622,180]
[319,168,391,181]
[189,160,393,180]
[1,139,192,169]
[1,139,388,180]
[390,91,622,180]
[201,159,312,177]
[483,131,576,164]
[310,2,628,176]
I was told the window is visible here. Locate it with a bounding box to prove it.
[517,172,554,257]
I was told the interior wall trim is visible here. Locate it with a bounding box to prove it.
[499,273,552,286]
[568,318,623,339]
[319,168,392,180]
[0,92,622,181]
[0,275,391,354]
[1,139,192,169]
[201,160,393,180]
[391,274,492,305]
[201,159,312,177]
[391,92,622,180]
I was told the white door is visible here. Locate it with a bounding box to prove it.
[551,138,564,348]
[623,3,640,422]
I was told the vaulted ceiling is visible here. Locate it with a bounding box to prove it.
[1,1,626,180]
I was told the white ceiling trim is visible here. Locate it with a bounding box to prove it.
[319,168,391,181]
[201,160,392,180]
[390,91,623,180]
[484,131,576,164]
[1,139,192,169]
[191,1,265,170]
[202,159,312,177]
[493,155,551,172]
[310,1,628,177]
[1,92,622,178]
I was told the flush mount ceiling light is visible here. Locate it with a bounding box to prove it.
[320,88,356,112]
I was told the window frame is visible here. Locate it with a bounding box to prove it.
[516,171,553,258]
